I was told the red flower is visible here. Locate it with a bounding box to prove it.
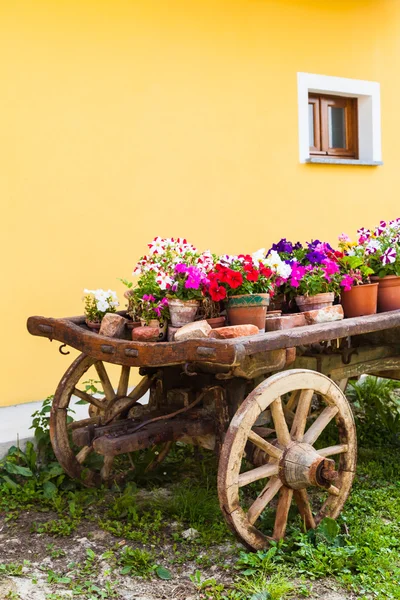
[245,268,259,282]
[260,266,273,278]
[225,269,243,289]
[209,283,227,302]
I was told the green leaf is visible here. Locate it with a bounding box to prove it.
[4,462,33,477]
[250,593,271,600]
[86,548,96,560]
[75,400,88,405]
[121,566,132,575]
[1,475,18,488]
[43,481,58,499]
[318,517,340,542]
[156,566,172,580]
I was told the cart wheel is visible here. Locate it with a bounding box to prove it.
[50,353,162,487]
[218,369,357,550]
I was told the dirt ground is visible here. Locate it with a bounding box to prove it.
[0,509,355,600]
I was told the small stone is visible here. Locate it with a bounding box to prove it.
[265,313,306,331]
[131,326,160,342]
[99,313,127,338]
[302,304,344,325]
[209,324,259,339]
[181,527,200,540]
[174,320,211,342]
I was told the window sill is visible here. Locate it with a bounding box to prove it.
[306,157,383,166]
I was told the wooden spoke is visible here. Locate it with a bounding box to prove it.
[117,366,130,397]
[285,390,299,412]
[302,405,339,445]
[94,361,116,402]
[270,397,291,446]
[290,389,314,441]
[73,388,105,410]
[238,463,279,488]
[318,444,348,457]
[248,430,283,460]
[76,445,93,464]
[247,477,283,525]
[100,455,114,480]
[273,487,293,540]
[327,485,340,496]
[293,489,316,529]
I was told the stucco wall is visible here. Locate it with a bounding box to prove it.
[1,0,399,406]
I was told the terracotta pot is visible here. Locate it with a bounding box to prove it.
[371,275,400,312]
[168,299,200,327]
[341,283,378,318]
[140,319,167,340]
[226,293,270,332]
[295,292,334,312]
[206,316,226,329]
[85,320,101,332]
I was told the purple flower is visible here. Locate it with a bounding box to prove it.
[375,221,387,235]
[381,247,396,265]
[154,306,161,316]
[171,282,179,292]
[305,250,326,264]
[161,298,169,306]
[271,238,294,254]
[142,294,156,302]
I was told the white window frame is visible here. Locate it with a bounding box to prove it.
[297,72,382,165]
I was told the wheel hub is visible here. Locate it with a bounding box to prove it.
[279,442,338,490]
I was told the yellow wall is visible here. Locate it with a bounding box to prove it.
[1,0,400,406]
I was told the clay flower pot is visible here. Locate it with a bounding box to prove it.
[371,275,400,312]
[168,299,200,327]
[206,316,226,329]
[85,320,101,332]
[226,293,270,332]
[295,292,334,312]
[341,283,378,318]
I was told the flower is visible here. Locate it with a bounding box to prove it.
[225,269,243,289]
[305,250,326,264]
[365,239,381,255]
[381,247,397,265]
[209,282,227,302]
[340,275,354,292]
[323,259,340,276]
[375,221,387,236]
[251,248,266,263]
[338,233,350,242]
[148,237,165,255]
[156,272,174,290]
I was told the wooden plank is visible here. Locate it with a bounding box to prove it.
[26,310,400,368]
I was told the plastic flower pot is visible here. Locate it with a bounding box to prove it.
[295,292,334,312]
[371,276,400,312]
[226,293,270,332]
[340,283,378,318]
[168,299,200,327]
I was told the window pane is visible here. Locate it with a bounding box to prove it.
[328,106,346,148]
[309,104,314,146]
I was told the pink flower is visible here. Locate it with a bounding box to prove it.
[381,247,396,265]
[323,259,340,276]
[357,228,371,244]
[340,275,354,292]
[338,233,350,242]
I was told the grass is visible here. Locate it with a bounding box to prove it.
[0,376,399,599]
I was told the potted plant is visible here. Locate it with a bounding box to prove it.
[208,249,291,331]
[83,288,119,331]
[336,234,377,317]
[352,220,400,312]
[131,238,215,328]
[138,294,169,339]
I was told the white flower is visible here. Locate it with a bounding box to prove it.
[264,250,291,279]
[156,273,174,290]
[252,248,266,263]
[365,239,381,255]
[148,237,165,255]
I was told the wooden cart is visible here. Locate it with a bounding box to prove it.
[27,311,400,550]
